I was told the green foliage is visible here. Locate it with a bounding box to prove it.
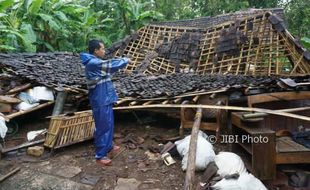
[283,0,310,37]
[301,37,310,50]
[0,0,308,52]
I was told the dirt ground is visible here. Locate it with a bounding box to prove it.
[0,111,309,190]
[0,111,219,190]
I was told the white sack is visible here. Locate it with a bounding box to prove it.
[27,129,47,141]
[212,173,267,190]
[175,130,215,171]
[214,152,247,177]
[0,116,8,139]
[32,86,54,101]
[16,102,39,111]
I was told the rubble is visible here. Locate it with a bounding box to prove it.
[114,73,309,99]
[0,52,86,90]
[0,7,309,190]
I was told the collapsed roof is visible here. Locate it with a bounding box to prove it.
[0,9,309,100]
[108,10,309,76]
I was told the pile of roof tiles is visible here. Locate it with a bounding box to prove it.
[113,73,287,99]
[155,32,203,71]
[0,52,86,90]
[1,52,308,99]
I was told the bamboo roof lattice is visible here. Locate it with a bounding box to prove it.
[111,12,309,76]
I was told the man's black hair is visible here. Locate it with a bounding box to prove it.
[88,39,104,54]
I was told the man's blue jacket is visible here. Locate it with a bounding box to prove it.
[80,53,129,107]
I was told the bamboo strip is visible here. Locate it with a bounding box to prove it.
[290,54,304,74]
[253,14,266,75]
[235,19,247,75]
[162,100,170,104]
[268,26,273,76]
[113,104,310,121]
[143,100,154,105]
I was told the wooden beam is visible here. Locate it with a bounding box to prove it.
[277,152,310,164]
[247,91,310,107]
[0,96,21,104]
[6,83,31,95]
[184,108,202,190]
[1,139,45,153]
[113,103,310,122]
[7,101,54,120]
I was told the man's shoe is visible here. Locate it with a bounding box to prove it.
[112,145,121,152]
[108,146,122,158]
[96,157,112,166]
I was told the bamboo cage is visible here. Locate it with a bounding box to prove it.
[44,111,95,149]
[115,12,309,76]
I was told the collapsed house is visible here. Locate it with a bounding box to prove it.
[0,8,309,181]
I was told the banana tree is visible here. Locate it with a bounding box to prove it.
[103,0,163,35]
[0,0,37,52]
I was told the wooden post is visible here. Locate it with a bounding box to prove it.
[179,100,190,137]
[52,88,67,116]
[184,108,202,190]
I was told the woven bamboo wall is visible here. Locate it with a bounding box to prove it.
[115,12,309,76]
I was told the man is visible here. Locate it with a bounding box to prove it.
[80,39,130,166]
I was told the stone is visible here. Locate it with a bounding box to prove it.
[27,146,44,157]
[41,165,82,178]
[0,168,92,190]
[115,178,141,190]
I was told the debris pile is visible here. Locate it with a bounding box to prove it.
[114,73,310,99]
[0,53,86,90]
[155,32,203,71]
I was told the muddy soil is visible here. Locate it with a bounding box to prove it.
[0,112,227,190]
[1,112,307,190]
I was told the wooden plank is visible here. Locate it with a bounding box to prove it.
[0,95,21,104]
[231,112,274,134]
[276,137,310,153]
[276,152,310,164]
[252,132,276,180]
[247,91,310,107]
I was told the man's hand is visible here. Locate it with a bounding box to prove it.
[127,58,132,64]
